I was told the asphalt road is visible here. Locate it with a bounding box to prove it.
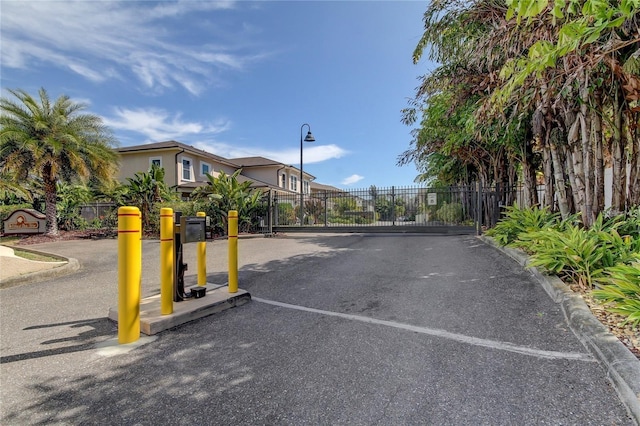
[0,234,634,425]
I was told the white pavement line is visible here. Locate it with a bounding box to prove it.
[253,297,595,362]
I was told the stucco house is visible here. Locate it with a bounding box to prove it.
[229,156,315,196]
[116,141,316,200]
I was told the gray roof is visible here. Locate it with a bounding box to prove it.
[310,182,344,192]
[229,156,284,167]
[230,156,316,180]
[118,140,240,168]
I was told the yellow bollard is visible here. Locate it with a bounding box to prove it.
[228,210,238,293]
[118,206,141,344]
[160,208,174,315]
[197,211,207,286]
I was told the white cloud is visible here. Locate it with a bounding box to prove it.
[342,174,364,185]
[0,1,260,95]
[194,141,348,165]
[101,104,348,165]
[103,107,230,142]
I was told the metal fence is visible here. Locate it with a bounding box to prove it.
[73,183,538,235]
[261,185,481,234]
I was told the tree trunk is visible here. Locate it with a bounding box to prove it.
[629,112,640,206]
[566,108,586,219]
[611,88,627,213]
[43,172,59,236]
[592,94,605,216]
[521,137,539,208]
[565,145,579,214]
[580,101,594,226]
[550,128,571,219]
[542,144,555,210]
[535,85,555,211]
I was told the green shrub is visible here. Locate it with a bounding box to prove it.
[435,202,463,223]
[517,226,605,288]
[277,203,296,225]
[486,204,560,246]
[613,206,640,239]
[516,222,638,289]
[593,261,640,327]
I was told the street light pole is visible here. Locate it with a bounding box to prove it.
[300,123,315,226]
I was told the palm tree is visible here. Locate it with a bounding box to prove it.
[121,164,176,231]
[191,169,263,232]
[0,88,119,236]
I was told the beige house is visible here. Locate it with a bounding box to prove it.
[117,141,316,199]
[229,156,315,196]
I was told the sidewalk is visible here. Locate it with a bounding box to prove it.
[0,245,79,288]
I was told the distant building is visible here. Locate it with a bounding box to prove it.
[117,141,316,199]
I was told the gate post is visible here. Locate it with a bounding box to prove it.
[476,181,483,235]
[267,189,273,234]
[324,192,328,227]
[391,186,396,226]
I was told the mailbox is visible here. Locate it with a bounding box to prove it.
[180,216,206,244]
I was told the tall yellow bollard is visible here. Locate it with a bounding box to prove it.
[228,210,238,293]
[160,208,174,315]
[118,206,141,344]
[197,211,207,286]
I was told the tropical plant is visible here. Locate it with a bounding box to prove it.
[517,222,638,289]
[519,226,605,288]
[0,88,119,236]
[486,204,560,246]
[375,197,394,221]
[593,261,640,327]
[0,171,33,203]
[305,199,324,225]
[404,1,640,222]
[613,206,640,239]
[121,164,176,231]
[434,202,463,223]
[277,203,296,225]
[191,169,263,233]
[56,181,92,230]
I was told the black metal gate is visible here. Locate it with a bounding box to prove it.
[260,185,485,235]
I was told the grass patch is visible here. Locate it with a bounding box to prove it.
[0,236,21,245]
[13,249,61,262]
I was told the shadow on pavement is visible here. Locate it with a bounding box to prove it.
[1,318,114,364]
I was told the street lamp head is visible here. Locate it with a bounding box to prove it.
[304,131,315,143]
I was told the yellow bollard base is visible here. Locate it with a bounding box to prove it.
[108,284,251,336]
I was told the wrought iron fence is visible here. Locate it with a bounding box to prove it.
[264,185,479,232]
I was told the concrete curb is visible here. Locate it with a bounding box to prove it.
[0,254,80,289]
[480,236,640,424]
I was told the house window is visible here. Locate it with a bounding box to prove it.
[149,157,162,169]
[182,158,193,181]
[290,175,298,191]
[281,173,286,188]
[201,162,211,176]
[303,181,310,195]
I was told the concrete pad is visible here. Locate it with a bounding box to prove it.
[108,284,251,335]
[94,335,159,357]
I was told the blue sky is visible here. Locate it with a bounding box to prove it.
[1,0,432,189]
